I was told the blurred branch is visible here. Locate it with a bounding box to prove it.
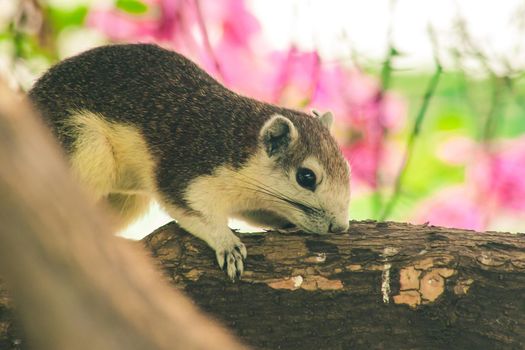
[370,47,394,216]
[303,50,321,107]
[272,45,296,102]
[502,74,525,113]
[450,48,483,119]
[0,81,245,350]
[2,0,57,91]
[482,77,506,142]
[381,62,442,220]
[451,14,520,145]
[4,0,44,91]
[193,0,225,81]
[371,0,398,217]
[12,0,44,54]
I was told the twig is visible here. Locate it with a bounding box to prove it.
[370,49,393,216]
[380,62,442,220]
[193,0,226,82]
[371,0,398,217]
[482,76,505,142]
[450,48,482,119]
[502,74,525,114]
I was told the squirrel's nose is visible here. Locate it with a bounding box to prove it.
[328,221,349,233]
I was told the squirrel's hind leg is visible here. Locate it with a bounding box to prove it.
[106,193,151,229]
[65,111,156,230]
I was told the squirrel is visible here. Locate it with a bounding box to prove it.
[28,43,351,280]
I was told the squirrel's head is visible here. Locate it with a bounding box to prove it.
[251,110,351,234]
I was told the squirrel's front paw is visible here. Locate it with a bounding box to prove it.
[216,241,247,281]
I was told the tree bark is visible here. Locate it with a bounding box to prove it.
[138,221,525,350]
[1,222,524,349]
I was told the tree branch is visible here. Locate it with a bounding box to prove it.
[139,221,525,350]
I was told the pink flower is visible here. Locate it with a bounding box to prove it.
[208,0,260,47]
[266,48,321,105]
[312,66,406,187]
[89,0,209,57]
[436,136,477,165]
[416,136,525,230]
[87,9,158,42]
[412,186,486,231]
[90,1,258,49]
[312,65,379,126]
[341,142,380,187]
[192,0,263,82]
[212,47,320,106]
[469,137,525,212]
[88,0,263,85]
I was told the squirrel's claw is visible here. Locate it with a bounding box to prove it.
[216,242,247,281]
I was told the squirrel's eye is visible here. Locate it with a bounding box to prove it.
[296,167,317,191]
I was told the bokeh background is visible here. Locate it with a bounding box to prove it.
[1,0,524,237]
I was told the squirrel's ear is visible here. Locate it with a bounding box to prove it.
[260,115,298,157]
[312,109,334,130]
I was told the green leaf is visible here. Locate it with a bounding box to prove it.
[434,112,466,131]
[46,6,89,32]
[116,0,148,14]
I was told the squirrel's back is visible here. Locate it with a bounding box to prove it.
[30,43,263,156]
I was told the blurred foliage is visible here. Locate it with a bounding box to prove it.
[116,0,149,14]
[1,0,524,233]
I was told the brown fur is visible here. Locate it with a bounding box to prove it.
[28,44,350,278]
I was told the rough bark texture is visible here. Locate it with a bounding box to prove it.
[1,222,524,349]
[139,221,525,350]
